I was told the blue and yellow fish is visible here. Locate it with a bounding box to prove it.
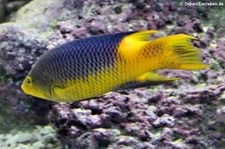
[21,30,208,102]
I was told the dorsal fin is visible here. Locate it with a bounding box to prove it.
[118,30,159,60]
[125,30,159,41]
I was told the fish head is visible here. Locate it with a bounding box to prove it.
[21,74,52,100]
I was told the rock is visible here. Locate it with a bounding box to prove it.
[153,114,176,128]
[75,128,121,149]
[108,135,154,149]
[32,142,45,149]
[216,106,225,124]
[0,125,61,149]
[15,144,31,149]
[16,132,34,143]
[177,18,187,27]
[43,134,55,144]
[39,125,55,135]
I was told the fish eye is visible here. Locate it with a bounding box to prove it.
[27,77,32,85]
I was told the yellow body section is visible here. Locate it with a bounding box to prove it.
[21,30,208,102]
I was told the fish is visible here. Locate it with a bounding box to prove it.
[21,30,208,102]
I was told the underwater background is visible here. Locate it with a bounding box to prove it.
[0,0,224,148]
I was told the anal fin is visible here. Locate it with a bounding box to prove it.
[115,72,179,90]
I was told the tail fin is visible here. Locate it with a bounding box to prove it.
[161,34,209,70]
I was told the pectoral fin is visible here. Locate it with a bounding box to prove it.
[52,85,75,102]
[115,71,179,90]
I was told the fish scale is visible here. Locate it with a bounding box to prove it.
[42,32,130,85]
[21,30,208,102]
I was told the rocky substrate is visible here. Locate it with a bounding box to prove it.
[50,83,225,149]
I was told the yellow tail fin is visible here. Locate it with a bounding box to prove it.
[159,34,209,70]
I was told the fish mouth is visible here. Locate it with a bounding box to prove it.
[21,82,27,94]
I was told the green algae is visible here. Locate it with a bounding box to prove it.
[3,0,77,40]
[0,125,62,149]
